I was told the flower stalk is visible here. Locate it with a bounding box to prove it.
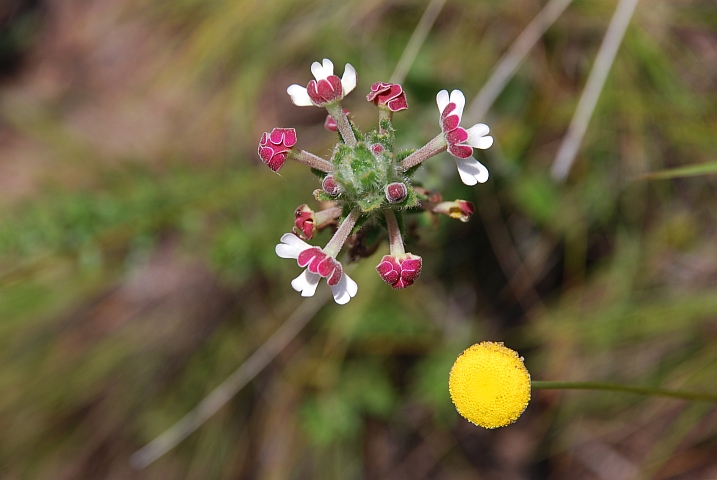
[325,103,357,146]
[531,381,717,403]
[292,150,334,172]
[384,209,405,256]
[400,133,447,171]
[323,207,361,258]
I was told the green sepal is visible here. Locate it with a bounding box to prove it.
[358,194,384,213]
[395,149,415,162]
[392,186,419,209]
[313,189,335,202]
[403,163,422,178]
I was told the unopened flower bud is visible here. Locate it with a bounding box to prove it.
[385,182,408,204]
[322,175,341,196]
[371,144,384,154]
[367,82,408,112]
[258,128,297,172]
[294,204,316,240]
[375,253,422,289]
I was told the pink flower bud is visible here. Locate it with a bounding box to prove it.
[258,128,297,172]
[366,82,408,112]
[376,253,422,289]
[371,144,384,154]
[307,75,344,106]
[322,175,341,196]
[324,109,350,132]
[294,204,316,240]
[385,182,408,204]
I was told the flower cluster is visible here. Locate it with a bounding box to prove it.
[260,58,494,304]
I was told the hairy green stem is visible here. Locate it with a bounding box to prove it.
[384,209,405,256]
[399,133,447,171]
[325,102,356,146]
[291,150,334,172]
[532,381,717,403]
[323,208,361,258]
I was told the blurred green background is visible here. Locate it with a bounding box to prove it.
[1,0,717,478]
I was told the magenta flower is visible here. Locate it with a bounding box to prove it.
[258,128,297,172]
[376,254,423,289]
[367,82,408,112]
[294,205,315,239]
[437,90,493,186]
[287,58,357,107]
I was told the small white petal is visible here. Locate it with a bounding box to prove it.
[287,84,314,106]
[465,124,493,149]
[291,270,320,297]
[466,123,489,139]
[275,233,312,259]
[280,233,312,250]
[341,63,357,96]
[455,157,489,185]
[330,273,358,305]
[311,59,334,81]
[449,90,466,124]
[474,135,493,149]
[310,61,323,80]
[436,90,450,115]
[275,244,303,259]
[322,58,334,76]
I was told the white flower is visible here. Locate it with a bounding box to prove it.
[287,58,358,107]
[275,233,358,304]
[436,89,493,186]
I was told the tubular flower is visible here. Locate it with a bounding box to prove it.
[258,128,297,172]
[449,342,531,429]
[294,205,316,239]
[287,58,357,107]
[437,90,493,186]
[367,82,408,112]
[275,233,358,304]
[262,59,496,303]
[376,254,422,289]
[428,199,475,223]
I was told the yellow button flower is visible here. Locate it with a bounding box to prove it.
[449,342,531,428]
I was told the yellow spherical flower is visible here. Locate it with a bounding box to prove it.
[449,341,531,429]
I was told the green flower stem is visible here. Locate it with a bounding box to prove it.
[531,381,717,403]
[325,103,357,146]
[323,207,361,258]
[384,209,405,256]
[290,150,334,172]
[399,133,447,171]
